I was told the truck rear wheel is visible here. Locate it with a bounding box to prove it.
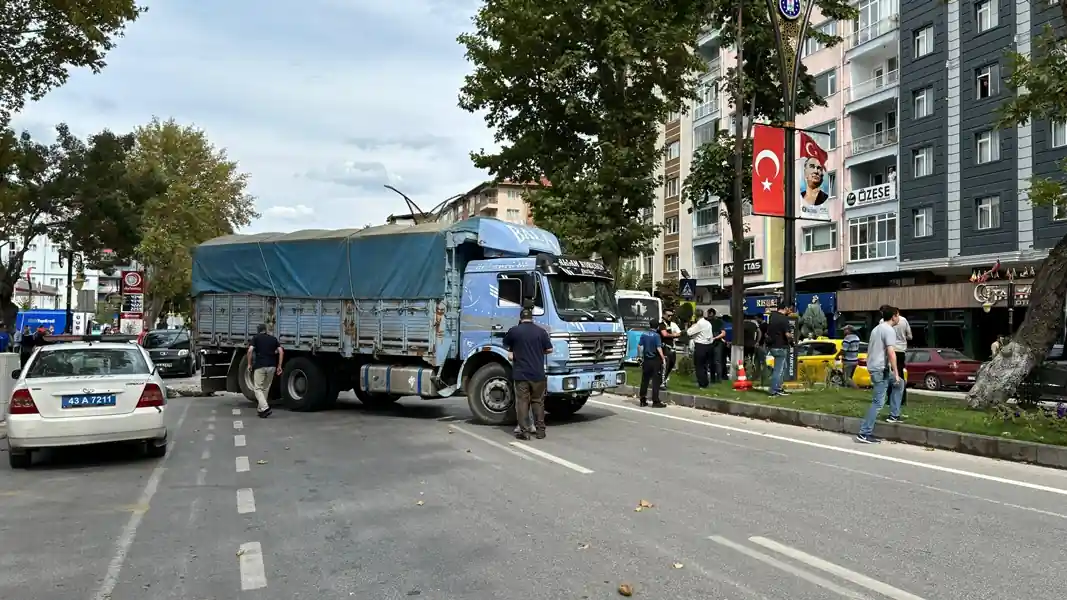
[545,394,588,417]
[238,356,282,407]
[281,357,331,412]
[467,362,516,426]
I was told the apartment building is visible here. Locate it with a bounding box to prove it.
[436,180,540,226]
[3,236,104,311]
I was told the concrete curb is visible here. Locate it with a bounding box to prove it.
[616,385,1067,470]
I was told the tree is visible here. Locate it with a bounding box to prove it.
[126,118,258,327]
[683,0,856,378]
[0,124,160,329]
[654,279,683,310]
[966,9,1067,408]
[798,301,827,339]
[458,0,719,271]
[614,262,642,290]
[0,0,146,124]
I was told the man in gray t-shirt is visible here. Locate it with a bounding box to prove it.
[856,306,904,443]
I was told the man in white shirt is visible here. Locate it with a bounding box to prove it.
[687,308,716,388]
[890,307,912,406]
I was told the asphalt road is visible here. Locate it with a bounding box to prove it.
[2,389,1066,600]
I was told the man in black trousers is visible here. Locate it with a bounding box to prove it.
[687,308,717,388]
[638,319,666,407]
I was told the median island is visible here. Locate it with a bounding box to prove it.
[623,367,1067,448]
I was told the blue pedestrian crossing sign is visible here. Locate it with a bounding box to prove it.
[678,279,697,299]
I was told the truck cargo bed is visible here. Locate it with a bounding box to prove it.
[195,293,441,361]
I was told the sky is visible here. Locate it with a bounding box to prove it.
[12,0,494,233]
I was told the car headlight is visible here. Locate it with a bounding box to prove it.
[178,349,189,356]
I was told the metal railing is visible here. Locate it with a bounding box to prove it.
[848,128,898,156]
[694,265,721,280]
[850,14,899,48]
[693,222,720,238]
[847,69,899,103]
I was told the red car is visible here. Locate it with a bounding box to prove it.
[905,348,981,390]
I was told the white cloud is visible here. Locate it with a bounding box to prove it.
[11,0,493,233]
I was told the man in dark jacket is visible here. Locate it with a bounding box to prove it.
[503,307,553,439]
[639,319,667,408]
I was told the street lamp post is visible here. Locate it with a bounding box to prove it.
[762,0,818,308]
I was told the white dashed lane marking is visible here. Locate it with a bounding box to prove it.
[236,456,250,473]
[233,420,243,430]
[234,434,246,447]
[232,408,241,416]
[238,542,268,590]
[237,488,256,514]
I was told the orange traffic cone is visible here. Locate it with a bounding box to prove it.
[733,359,752,391]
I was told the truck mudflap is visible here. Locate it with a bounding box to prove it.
[546,370,626,394]
[201,348,238,394]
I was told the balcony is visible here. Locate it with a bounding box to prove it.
[844,70,898,114]
[693,100,719,122]
[844,128,898,168]
[695,26,721,59]
[693,221,720,242]
[694,265,721,282]
[846,15,899,62]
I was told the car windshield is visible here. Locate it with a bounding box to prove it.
[547,276,618,317]
[937,349,969,360]
[26,347,150,378]
[143,330,189,348]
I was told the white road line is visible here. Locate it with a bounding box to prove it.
[238,542,268,590]
[207,415,216,422]
[815,461,1067,521]
[207,423,215,431]
[509,441,594,474]
[447,425,535,461]
[590,399,1067,497]
[211,408,217,415]
[200,449,210,460]
[232,408,241,416]
[196,467,207,486]
[234,434,246,447]
[91,399,192,600]
[233,420,243,430]
[436,416,457,421]
[236,456,250,473]
[236,488,256,514]
[749,537,926,600]
[205,433,214,442]
[708,536,871,600]
[617,418,791,458]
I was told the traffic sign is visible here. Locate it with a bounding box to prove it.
[678,279,697,299]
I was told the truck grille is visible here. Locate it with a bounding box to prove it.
[553,333,626,365]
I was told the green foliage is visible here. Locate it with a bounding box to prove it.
[654,278,682,309]
[675,301,695,327]
[0,0,146,123]
[799,301,828,339]
[127,118,258,325]
[457,0,718,269]
[614,262,642,290]
[683,136,753,220]
[998,24,1067,211]
[674,353,695,377]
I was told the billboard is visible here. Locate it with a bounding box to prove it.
[120,270,145,333]
[751,125,833,222]
[796,130,832,222]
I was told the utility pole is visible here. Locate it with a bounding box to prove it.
[729,0,746,380]
[64,249,74,334]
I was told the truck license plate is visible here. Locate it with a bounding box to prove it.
[592,380,610,389]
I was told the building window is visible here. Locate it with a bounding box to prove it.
[665,253,679,272]
[913,87,931,119]
[848,213,897,262]
[802,20,836,56]
[664,215,679,234]
[976,196,1001,230]
[976,130,999,164]
[826,120,837,149]
[667,140,681,160]
[913,146,933,177]
[641,207,654,222]
[506,208,521,221]
[825,171,837,197]
[814,69,837,98]
[913,207,933,237]
[913,26,933,58]
[742,237,756,260]
[643,255,654,274]
[976,0,998,32]
[803,223,838,252]
[665,111,680,123]
[976,64,999,99]
[1053,121,1067,148]
[664,177,680,198]
[1054,199,1067,221]
[50,278,62,289]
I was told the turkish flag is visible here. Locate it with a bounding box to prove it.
[799,131,828,164]
[752,124,785,217]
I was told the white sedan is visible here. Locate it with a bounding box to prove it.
[5,341,168,469]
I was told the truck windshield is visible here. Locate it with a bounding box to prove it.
[547,277,618,319]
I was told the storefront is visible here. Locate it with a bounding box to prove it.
[743,292,838,336]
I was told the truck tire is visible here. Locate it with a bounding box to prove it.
[354,387,400,409]
[236,358,258,404]
[467,362,516,426]
[545,394,588,417]
[281,357,331,412]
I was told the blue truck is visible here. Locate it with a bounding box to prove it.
[191,217,627,424]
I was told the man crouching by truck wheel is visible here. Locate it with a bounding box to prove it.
[503,307,553,440]
[248,324,284,418]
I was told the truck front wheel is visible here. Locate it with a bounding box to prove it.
[281,357,331,412]
[545,394,588,417]
[466,362,516,426]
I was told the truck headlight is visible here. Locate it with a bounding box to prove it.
[616,372,626,385]
[563,377,578,390]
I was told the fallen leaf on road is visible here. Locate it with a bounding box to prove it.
[236,549,245,557]
[634,507,642,512]
[924,447,935,451]
[466,449,471,453]
[577,543,589,550]
[637,500,654,509]
[672,562,684,569]
[256,460,268,465]
[284,447,290,450]
[416,500,425,506]
[448,429,454,434]
[618,583,633,596]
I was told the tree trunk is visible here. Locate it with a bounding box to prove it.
[145,294,166,331]
[966,233,1067,408]
[0,280,16,334]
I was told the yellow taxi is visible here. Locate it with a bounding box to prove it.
[795,337,907,388]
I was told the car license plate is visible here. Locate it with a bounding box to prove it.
[967,376,976,381]
[62,394,117,409]
[592,379,610,389]
[157,362,172,368]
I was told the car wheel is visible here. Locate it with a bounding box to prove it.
[924,374,941,390]
[146,438,167,458]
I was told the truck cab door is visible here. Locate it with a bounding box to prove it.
[493,273,546,339]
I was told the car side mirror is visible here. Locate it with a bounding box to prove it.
[11,370,20,379]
